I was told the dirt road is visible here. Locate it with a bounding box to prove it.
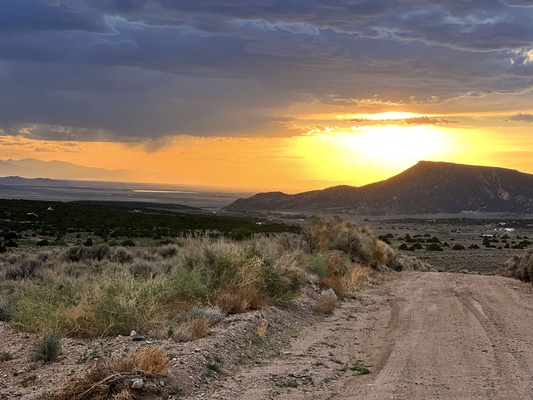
[200,272,533,400]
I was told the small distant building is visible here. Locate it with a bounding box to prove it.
[47,207,54,211]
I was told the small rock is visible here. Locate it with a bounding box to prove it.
[132,332,146,342]
[131,378,144,389]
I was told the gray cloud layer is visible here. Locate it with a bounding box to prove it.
[0,0,532,141]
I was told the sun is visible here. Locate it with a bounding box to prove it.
[340,125,448,166]
[290,123,454,186]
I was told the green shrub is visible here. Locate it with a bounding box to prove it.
[452,244,465,250]
[30,333,62,362]
[0,351,13,362]
[53,238,68,246]
[166,266,208,304]
[229,227,253,241]
[4,232,19,241]
[259,264,300,305]
[11,283,77,333]
[121,239,136,247]
[302,254,329,278]
[425,243,443,251]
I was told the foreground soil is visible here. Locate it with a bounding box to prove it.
[196,272,533,400]
[3,272,533,399]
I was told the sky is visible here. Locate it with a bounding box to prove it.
[1,0,532,193]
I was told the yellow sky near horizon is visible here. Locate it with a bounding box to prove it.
[1,114,532,193]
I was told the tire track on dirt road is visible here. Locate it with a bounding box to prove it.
[333,272,533,400]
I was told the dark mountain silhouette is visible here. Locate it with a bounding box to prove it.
[224,161,533,215]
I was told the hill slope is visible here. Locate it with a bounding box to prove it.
[224,161,533,214]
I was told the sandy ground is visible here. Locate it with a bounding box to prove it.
[196,272,533,400]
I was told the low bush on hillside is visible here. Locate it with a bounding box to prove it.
[498,249,533,282]
[303,216,394,266]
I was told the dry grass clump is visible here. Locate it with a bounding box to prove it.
[343,263,377,293]
[318,265,346,297]
[129,345,170,375]
[116,345,169,375]
[314,289,338,314]
[216,284,267,314]
[181,317,211,341]
[171,306,226,342]
[111,390,134,400]
[58,346,169,400]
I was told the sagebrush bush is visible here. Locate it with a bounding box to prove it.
[304,216,394,267]
[498,249,533,282]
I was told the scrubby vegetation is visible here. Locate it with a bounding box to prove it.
[0,198,300,246]
[0,213,431,340]
[498,248,533,283]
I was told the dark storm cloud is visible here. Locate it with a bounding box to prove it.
[0,0,532,141]
[508,113,533,122]
[0,0,114,34]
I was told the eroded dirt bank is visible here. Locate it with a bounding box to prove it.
[200,272,533,400]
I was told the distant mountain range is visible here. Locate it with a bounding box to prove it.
[224,161,533,215]
[0,158,138,182]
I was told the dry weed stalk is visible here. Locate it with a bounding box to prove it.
[183,317,211,340]
[256,318,268,339]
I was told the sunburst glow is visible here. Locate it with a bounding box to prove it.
[349,111,428,120]
[289,124,454,186]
